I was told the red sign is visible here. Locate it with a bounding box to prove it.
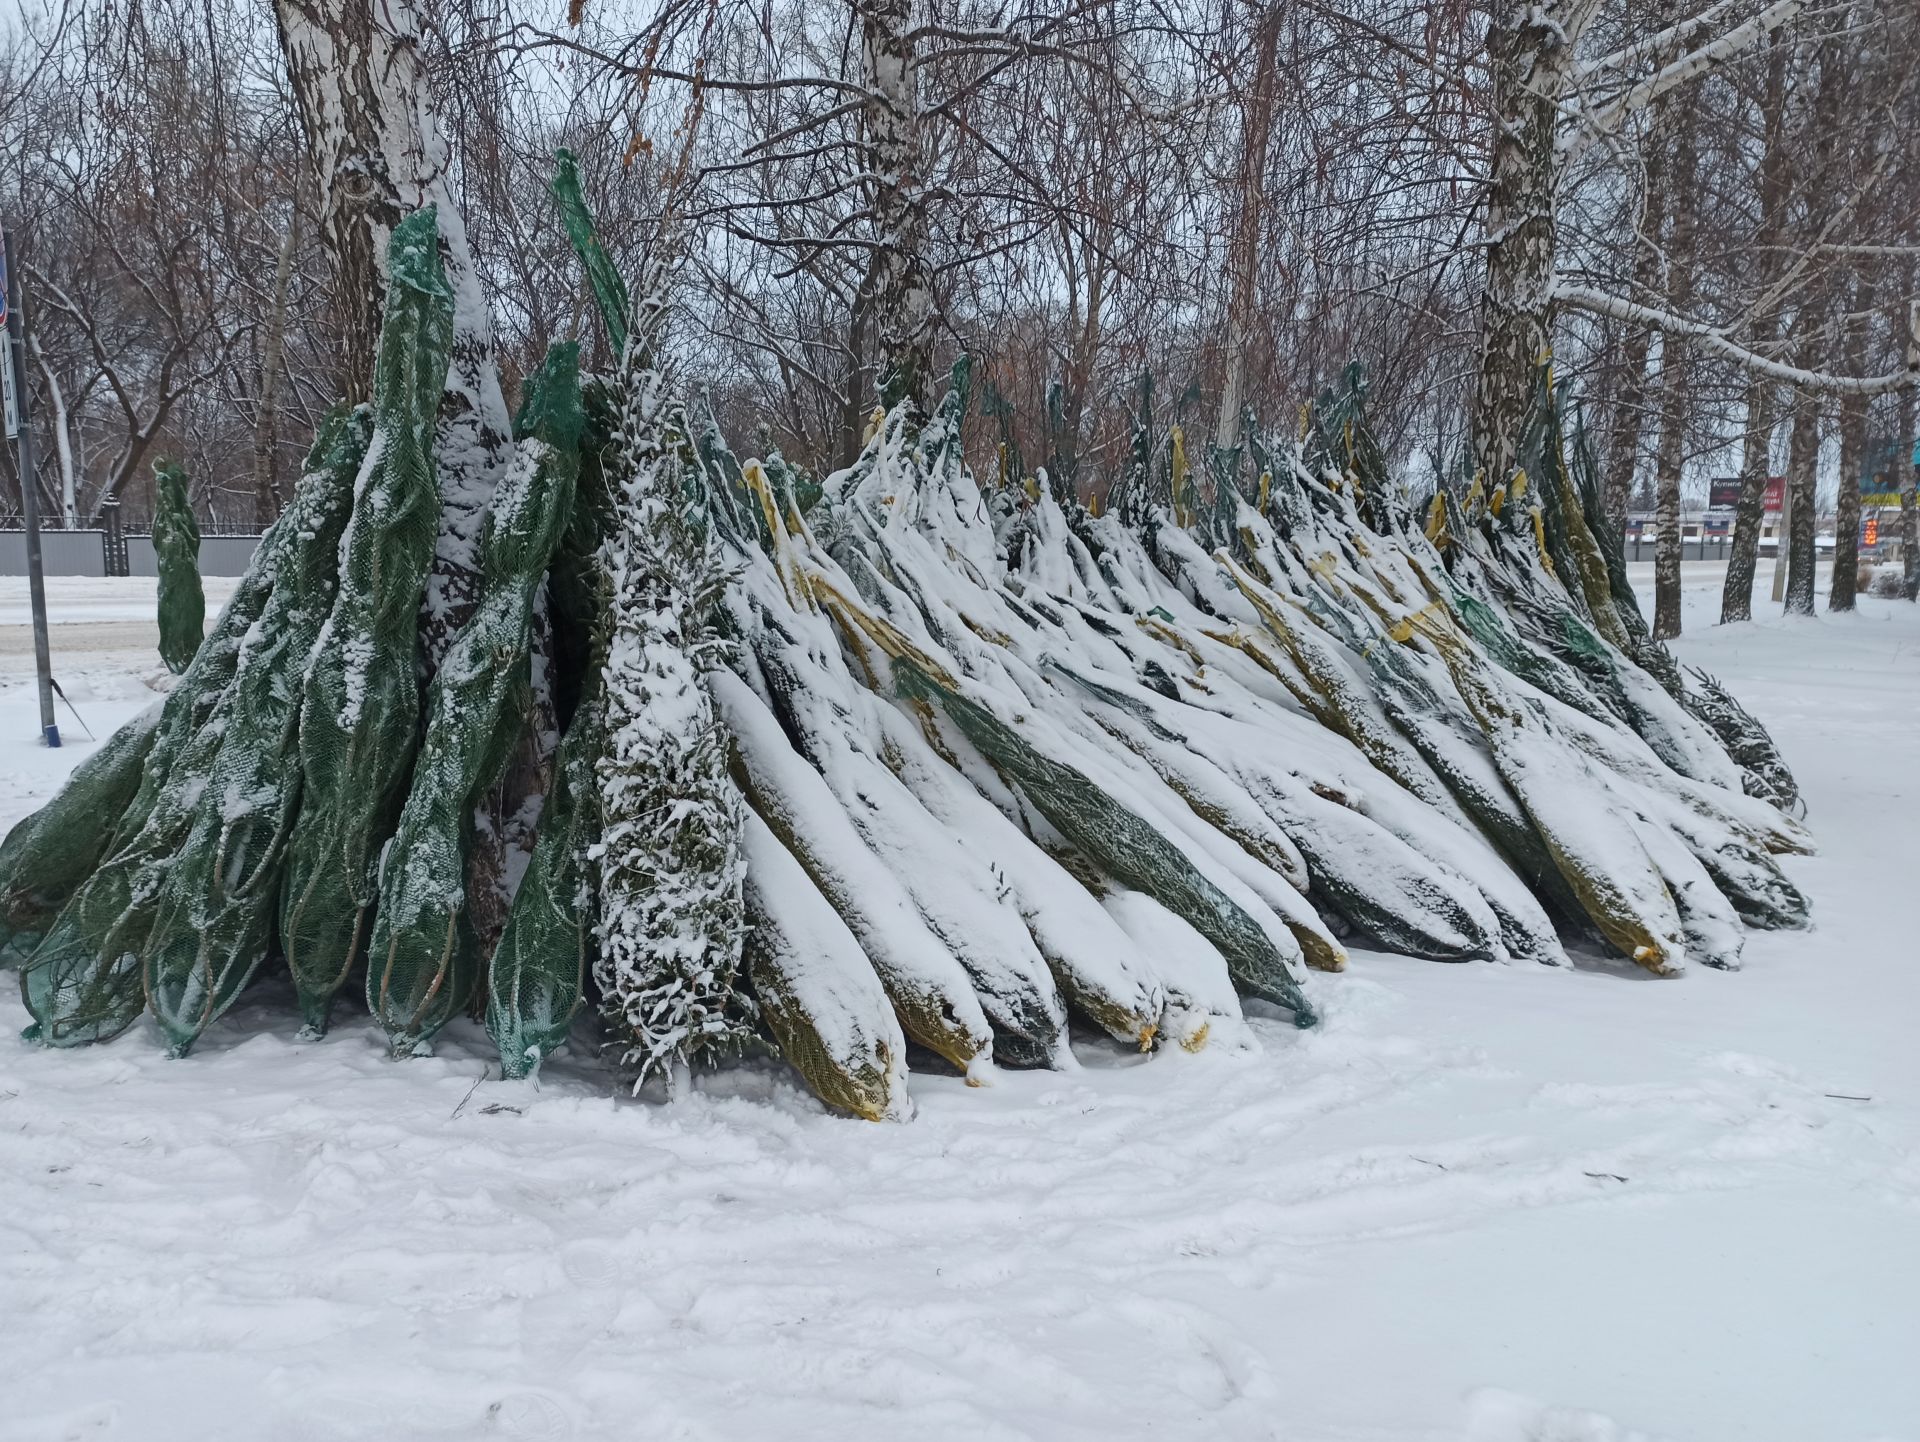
[1762,476,1785,512]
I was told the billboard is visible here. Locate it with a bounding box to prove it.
[1707,477,1742,511]
[1762,476,1785,512]
[1862,437,1912,506]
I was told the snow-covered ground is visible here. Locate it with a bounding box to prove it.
[2,569,1915,1442]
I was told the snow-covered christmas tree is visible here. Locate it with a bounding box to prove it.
[591,255,754,1092]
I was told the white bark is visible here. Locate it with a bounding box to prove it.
[1576,0,1741,78]
[272,0,512,661]
[1567,0,1810,155]
[1214,4,1281,452]
[28,332,77,527]
[1467,0,1574,484]
[1557,284,1920,396]
[859,0,934,414]
[253,209,299,525]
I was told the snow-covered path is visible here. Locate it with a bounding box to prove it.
[1,574,1915,1442]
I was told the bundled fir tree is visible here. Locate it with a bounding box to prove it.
[2,154,1815,1125]
[592,256,754,1091]
[280,208,454,1034]
[369,342,583,1056]
[151,460,205,674]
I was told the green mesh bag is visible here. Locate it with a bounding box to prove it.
[19,498,301,1045]
[280,208,454,1035]
[142,408,371,1055]
[549,148,630,353]
[486,671,598,1078]
[488,388,610,1080]
[548,376,618,729]
[369,343,582,1055]
[545,149,624,727]
[0,700,163,966]
[152,459,205,674]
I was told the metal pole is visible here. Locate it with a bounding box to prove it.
[2,222,58,747]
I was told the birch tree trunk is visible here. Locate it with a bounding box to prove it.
[1828,272,1875,612]
[272,0,530,978]
[1650,94,1697,640]
[1828,392,1863,611]
[1782,386,1821,615]
[1721,370,1777,623]
[1898,261,1920,602]
[1214,4,1281,451]
[1720,33,1790,625]
[1467,2,1574,487]
[1053,221,1107,496]
[1599,318,1654,530]
[860,0,934,416]
[1596,16,1683,532]
[1902,443,1919,602]
[27,333,78,528]
[253,208,299,526]
[1901,286,1919,602]
[835,261,878,470]
[271,0,511,662]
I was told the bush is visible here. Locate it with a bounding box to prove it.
[1865,564,1906,598]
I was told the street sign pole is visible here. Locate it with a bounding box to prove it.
[2,221,60,747]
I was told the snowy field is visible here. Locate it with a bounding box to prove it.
[1,568,1916,1442]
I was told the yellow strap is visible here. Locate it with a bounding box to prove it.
[1387,599,1445,644]
[1531,507,1555,575]
[1170,426,1194,528]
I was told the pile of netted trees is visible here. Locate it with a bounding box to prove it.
[0,170,1809,1121]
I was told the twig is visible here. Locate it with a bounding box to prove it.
[449,1069,488,1119]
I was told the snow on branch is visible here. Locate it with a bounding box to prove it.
[1575,0,1742,79]
[1556,283,1920,395]
[1565,0,1808,155]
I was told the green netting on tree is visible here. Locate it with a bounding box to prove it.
[548,376,618,729]
[0,700,163,967]
[369,342,582,1056]
[550,148,630,355]
[487,671,599,1078]
[152,459,205,674]
[280,207,455,1036]
[489,380,613,1080]
[891,659,1318,1028]
[19,500,301,1046]
[141,407,371,1056]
